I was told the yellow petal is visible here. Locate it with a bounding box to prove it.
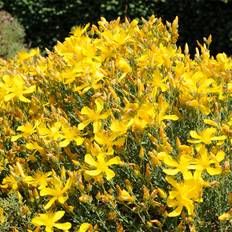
[81,107,93,116]
[23,85,36,94]
[107,156,122,166]
[11,134,22,142]
[78,120,91,130]
[40,188,53,196]
[19,95,31,103]
[59,139,70,147]
[53,211,65,221]
[206,167,221,175]
[105,168,115,180]
[167,198,177,207]
[77,223,92,232]
[187,139,200,144]
[74,137,84,145]
[55,222,72,230]
[215,151,225,162]
[4,93,15,101]
[219,212,231,221]
[190,130,200,139]
[58,195,68,204]
[211,135,227,141]
[165,176,178,188]
[32,216,44,226]
[162,156,178,167]
[44,197,56,210]
[85,169,101,177]
[95,98,104,113]
[183,171,193,180]
[168,205,183,217]
[169,191,178,200]
[203,119,218,127]
[157,188,167,199]
[204,127,217,135]
[163,168,179,175]
[162,115,179,121]
[84,154,97,167]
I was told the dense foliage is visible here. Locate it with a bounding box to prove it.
[1,0,103,50]
[1,0,232,56]
[0,16,231,231]
[0,10,25,59]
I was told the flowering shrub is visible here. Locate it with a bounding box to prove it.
[0,16,231,231]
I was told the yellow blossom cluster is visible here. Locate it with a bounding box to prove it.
[0,16,231,231]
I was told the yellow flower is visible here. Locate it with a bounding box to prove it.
[32,211,71,232]
[130,102,156,131]
[40,172,73,210]
[0,174,18,190]
[192,144,225,176]
[154,97,179,127]
[150,70,168,97]
[17,48,40,61]
[76,223,93,232]
[158,152,195,179]
[71,23,90,37]
[188,127,227,144]
[24,170,52,190]
[11,121,39,142]
[25,141,46,156]
[101,23,131,45]
[219,209,232,221]
[117,186,136,203]
[203,119,219,128]
[59,124,84,147]
[94,128,125,151]
[78,98,110,132]
[166,175,206,217]
[0,207,5,224]
[72,63,104,94]
[84,153,122,180]
[110,117,131,136]
[116,57,132,74]
[38,121,62,142]
[0,75,36,103]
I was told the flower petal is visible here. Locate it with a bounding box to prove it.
[206,167,221,175]
[84,154,97,167]
[105,168,115,180]
[54,222,72,230]
[54,222,72,231]
[85,169,101,177]
[190,130,200,139]
[53,211,65,222]
[162,114,179,121]
[77,223,92,232]
[44,197,56,210]
[59,139,70,147]
[211,135,227,141]
[11,134,23,142]
[168,205,183,217]
[163,168,179,175]
[107,156,122,166]
[215,151,225,162]
[74,137,84,146]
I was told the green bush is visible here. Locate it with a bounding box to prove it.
[0,10,25,59]
[0,16,231,231]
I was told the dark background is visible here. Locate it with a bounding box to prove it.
[2,0,232,56]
